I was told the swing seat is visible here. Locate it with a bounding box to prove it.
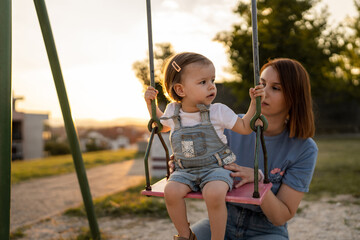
[141,178,272,205]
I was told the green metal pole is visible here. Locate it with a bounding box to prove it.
[33,1,101,239]
[146,0,162,131]
[0,0,12,238]
[249,0,268,131]
[253,126,261,198]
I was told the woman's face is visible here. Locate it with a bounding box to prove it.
[260,66,288,119]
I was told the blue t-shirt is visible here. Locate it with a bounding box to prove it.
[224,119,318,211]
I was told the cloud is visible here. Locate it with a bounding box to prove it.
[161,0,179,10]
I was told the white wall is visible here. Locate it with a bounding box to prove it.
[23,113,48,159]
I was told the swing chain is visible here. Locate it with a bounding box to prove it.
[144,0,170,192]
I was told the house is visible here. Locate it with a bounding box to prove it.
[12,97,49,160]
[79,127,131,152]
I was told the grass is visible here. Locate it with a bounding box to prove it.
[11,149,140,184]
[305,137,360,200]
[65,180,168,218]
[9,228,26,239]
[11,136,359,192]
[66,137,360,221]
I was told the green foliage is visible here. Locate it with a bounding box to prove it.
[66,181,168,218]
[132,42,175,109]
[327,0,360,102]
[215,0,344,103]
[306,137,360,200]
[11,149,138,184]
[44,140,71,155]
[85,138,109,152]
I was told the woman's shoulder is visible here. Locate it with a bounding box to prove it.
[266,131,318,156]
[289,135,318,152]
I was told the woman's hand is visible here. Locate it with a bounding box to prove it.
[168,155,175,174]
[224,163,261,188]
[249,84,265,103]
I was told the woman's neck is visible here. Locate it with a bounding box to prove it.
[263,115,287,136]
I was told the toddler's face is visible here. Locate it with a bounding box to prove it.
[179,62,217,110]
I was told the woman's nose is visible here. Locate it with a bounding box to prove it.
[263,84,269,94]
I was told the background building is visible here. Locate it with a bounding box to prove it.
[12,97,49,160]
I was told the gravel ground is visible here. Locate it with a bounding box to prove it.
[13,195,360,240]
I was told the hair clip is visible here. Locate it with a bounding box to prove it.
[171,61,181,72]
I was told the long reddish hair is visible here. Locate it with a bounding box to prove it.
[261,58,315,138]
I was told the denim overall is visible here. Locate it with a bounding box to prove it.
[165,103,236,191]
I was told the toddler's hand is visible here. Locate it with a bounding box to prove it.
[144,86,158,106]
[249,84,265,103]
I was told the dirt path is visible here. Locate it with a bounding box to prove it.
[11,158,145,231]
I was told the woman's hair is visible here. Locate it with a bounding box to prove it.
[162,52,213,102]
[260,58,315,139]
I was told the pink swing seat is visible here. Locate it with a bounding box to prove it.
[141,178,272,205]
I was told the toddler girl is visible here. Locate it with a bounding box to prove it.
[144,52,264,240]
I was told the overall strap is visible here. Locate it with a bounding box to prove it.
[196,104,211,125]
[173,103,182,130]
[159,103,182,130]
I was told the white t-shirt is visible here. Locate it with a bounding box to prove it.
[160,102,238,144]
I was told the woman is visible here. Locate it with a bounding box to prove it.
[191,58,318,239]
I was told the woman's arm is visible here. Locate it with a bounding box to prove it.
[224,163,304,226]
[260,184,304,226]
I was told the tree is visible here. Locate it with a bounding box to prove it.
[215,0,338,104]
[44,141,71,156]
[328,0,360,102]
[132,42,175,110]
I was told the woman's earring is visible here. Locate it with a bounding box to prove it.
[285,115,289,124]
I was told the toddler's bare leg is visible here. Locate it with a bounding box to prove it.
[202,181,229,240]
[164,181,192,238]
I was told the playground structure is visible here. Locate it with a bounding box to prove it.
[0,0,269,239]
[0,0,100,239]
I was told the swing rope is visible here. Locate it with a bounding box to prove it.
[249,0,270,197]
[144,0,170,191]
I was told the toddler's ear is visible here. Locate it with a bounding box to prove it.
[173,83,185,97]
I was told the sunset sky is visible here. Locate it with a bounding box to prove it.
[11,0,357,125]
